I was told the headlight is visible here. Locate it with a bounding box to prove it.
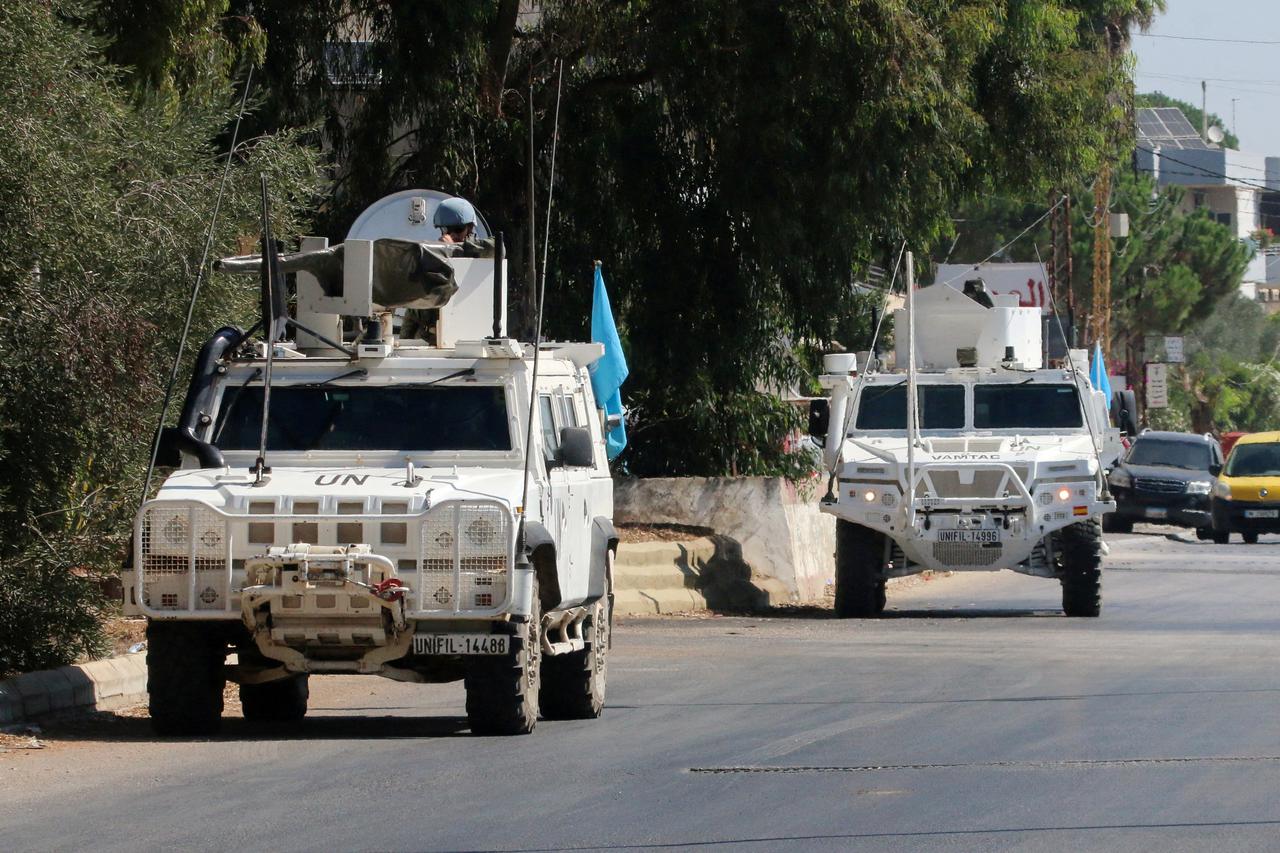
[1110,468,1131,488]
[1214,481,1232,499]
[1185,481,1212,495]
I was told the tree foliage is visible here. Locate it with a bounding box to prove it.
[95,0,1153,476]
[0,0,322,676]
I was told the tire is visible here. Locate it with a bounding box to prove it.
[147,621,226,736]
[1243,532,1260,545]
[1058,518,1102,618]
[1212,530,1230,545]
[465,577,542,735]
[834,521,887,618]
[240,674,309,722]
[1195,527,1213,541]
[541,553,612,720]
[1102,513,1133,534]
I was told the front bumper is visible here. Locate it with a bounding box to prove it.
[1112,487,1211,528]
[1211,498,1280,533]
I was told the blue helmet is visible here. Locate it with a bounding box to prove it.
[433,197,477,229]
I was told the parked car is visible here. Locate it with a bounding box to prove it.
[1105,431,1223,534]
[1210,430,1280,544]
[1220,431,1249,458]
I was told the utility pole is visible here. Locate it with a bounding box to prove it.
[1232,98,1239,141]
[1202,80,1208,143]
[1090,166,1113,353]
[1048,191,1074,344]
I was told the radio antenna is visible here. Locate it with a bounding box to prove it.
[139,66,254,504]
[517,58,565,551]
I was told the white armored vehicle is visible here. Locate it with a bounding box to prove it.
[127,190,618,735]
[817,262,1118,618]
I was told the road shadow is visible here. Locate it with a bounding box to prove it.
[34,712,471,744]
[725,604,1062,620]
[880,608,1063,619]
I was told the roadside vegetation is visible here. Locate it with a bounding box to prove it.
[1,0,1167,673]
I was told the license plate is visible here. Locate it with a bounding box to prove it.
[1244,509,1279,519]
[1145,507,1168,519]
[936,529,1000,544]
[413,634,509,656]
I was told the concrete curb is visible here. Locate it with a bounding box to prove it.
[614,537,792,615]
[0,653,148,725]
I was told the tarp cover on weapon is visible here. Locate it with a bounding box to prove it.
[215,238,494,309]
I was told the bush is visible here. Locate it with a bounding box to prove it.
[0,0,321,675]
[0,549,107,679]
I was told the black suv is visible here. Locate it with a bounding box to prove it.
[1105,431,1223,534]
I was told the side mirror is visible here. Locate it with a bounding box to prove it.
[558,426,594,468]
[154,427,184,468]
[808,399,830,441]
[1111,390,1139,437]
[1210,462,1222,477]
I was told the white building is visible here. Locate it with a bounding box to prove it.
[1135,107,1276,301]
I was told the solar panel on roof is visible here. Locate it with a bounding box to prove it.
[1135,107,1214,150]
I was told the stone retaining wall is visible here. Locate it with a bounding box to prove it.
[614,476,835,602]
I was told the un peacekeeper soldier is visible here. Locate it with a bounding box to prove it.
[401,196,496,341]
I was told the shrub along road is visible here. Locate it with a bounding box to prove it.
[2,531,1279,852]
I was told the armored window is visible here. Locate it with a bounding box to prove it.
[557,391,580,428]
[973,384,1083,430]
[213,385,512,451]
[853,384,966,430]
[539,395,560,464]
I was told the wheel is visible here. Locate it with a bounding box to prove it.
[1243,532,1260,544]
[1195,527,1213,541]
[1102,513,1132,534]
[1058,518,1102,618]
[465,577,542,735]
[147,621,226,736]
[541,552,612,720]
[1212,530,1230,545]
[834,521,887,618]
[240,674,309,722]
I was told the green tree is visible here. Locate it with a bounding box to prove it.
[0,0,322,676]
[204,1,1158,476]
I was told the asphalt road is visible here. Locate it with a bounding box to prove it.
[4,528,1280,852]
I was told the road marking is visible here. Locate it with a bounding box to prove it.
[690,755,1280,773]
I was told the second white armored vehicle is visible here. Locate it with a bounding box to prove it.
[817,272,1118,618]
[126,190,617,735]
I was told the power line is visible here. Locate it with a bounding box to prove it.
[1135,33,1280,46]
[1137,145,1276,195]
[1140,72,1280,88]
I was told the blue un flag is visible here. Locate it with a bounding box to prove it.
[589,264,629,460]
[1090,342,1112,401]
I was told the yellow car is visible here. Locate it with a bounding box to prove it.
[1211,431,1280,544]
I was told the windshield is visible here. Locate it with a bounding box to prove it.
[973,384,1082,430]
[1127,439,1211,470]
[1224,443,1280,478]
[854,384,966,430]
[213,385,512,452]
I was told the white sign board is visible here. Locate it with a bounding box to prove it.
[934,263,1051,314]
[1145,362,1169,409]
[1164,336,1185,363]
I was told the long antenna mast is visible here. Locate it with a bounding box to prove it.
[252,175,278,485]
[517,59,565,546]
[139,66,254,503]
[905,250,918,525]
